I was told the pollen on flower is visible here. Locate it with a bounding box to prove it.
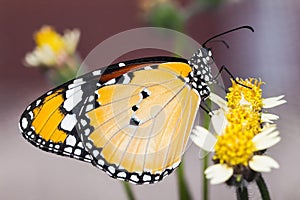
[213,123,256,166]
[226,78,264,111]
[34,26,66,53]
[226,107,261,137]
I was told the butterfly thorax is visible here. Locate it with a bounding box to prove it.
[187,47,214,100]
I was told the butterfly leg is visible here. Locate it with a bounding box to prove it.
[199,99,213,116]
[213,65,252,89]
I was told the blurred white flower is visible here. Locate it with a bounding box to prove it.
[24,26,80,68]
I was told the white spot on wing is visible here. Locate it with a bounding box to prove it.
[130,175,139,182]
[88,95,94,102]
[66,86,82,98]
[63,89,83,111]
[118,172,127,178]
[108,166,115,174]
[86,143,92,149]
[68,78,86,89]
[172,161,180,169]
[104,79,116,85]
[92,70,101,76]
[122,74,131,84]
[98,159,105,166]
[93,150,99,157]
[77,142,84,148]
[74,149,81,155]
[66,135,76,146]
[80,119,87,126]
[118,63,125,67]
[144,66,152,70]
[61,114,77,131]
[65,147,72,153]
[28,111,34,119]
[36,99,41,106]
[84,128,90,136]
[85,104,93,112]
[143,174,151,182]
[21,118,28,129]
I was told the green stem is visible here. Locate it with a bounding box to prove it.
[122,182,136,200]
[202,99,211,200]
[236,186,249,200]
[256,174,271,200]
[202,151,209,200]
[171,20,194,200]
[177,161,193,200]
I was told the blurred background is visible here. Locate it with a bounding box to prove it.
[1,0,299,199]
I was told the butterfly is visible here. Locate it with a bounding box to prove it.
[19,26,253,184]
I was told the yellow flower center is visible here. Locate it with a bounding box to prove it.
[212,78,266,167]
[226,78,264,112]
[34,26,66,53]
[214,121,256,166]
[226,107,261,137]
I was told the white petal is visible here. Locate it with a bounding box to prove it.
[249,155,279,172]
[252,125,280,150]
[204,164,233,184]
[253,124,277,139]
[261,113,279,123]
[263,95,286,108]
[24,52,41,67]
[211,109,228,135]
[190,126,216,152]
[209,93,227,110]
[63,29,80,54]
[35,45,57,66]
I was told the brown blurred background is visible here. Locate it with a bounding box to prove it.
[1,0,299,199]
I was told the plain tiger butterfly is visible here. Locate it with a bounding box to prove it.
[19,26,254,184]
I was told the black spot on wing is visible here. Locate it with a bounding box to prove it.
[132,105,139,112]
[129,117,140,126]
[141,91,149,99]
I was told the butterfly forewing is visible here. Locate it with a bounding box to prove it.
[19,67,104,162]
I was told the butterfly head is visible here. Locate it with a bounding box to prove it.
[187,47,214,100]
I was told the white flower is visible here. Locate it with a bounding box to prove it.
[191,124,280,184]
[191,78,285,185]
[24,26,80,67]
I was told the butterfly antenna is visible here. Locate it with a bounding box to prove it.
[207,39,230,49]
[202,25,254,48]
